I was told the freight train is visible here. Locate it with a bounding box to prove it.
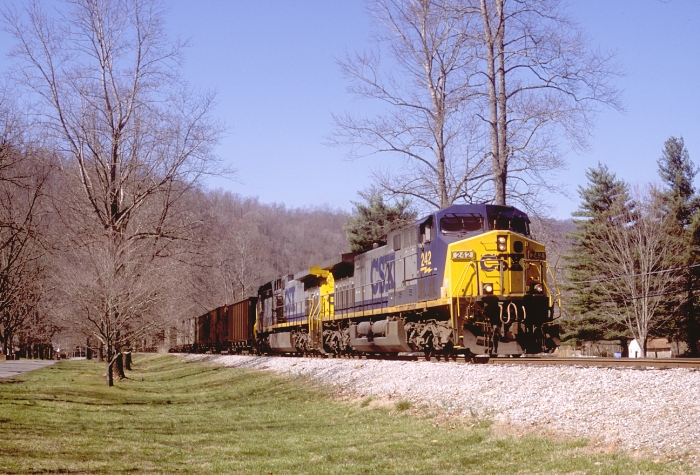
[175,204,561,360]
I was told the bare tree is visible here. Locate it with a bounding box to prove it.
[0,96,51,358]
[186,192,349,314]
[593,187,683,357]
[201,201,274,308]
[4,0,225,385]
[55,234,173,363]
[331,0,491,210]
[334,0,621,211]
[473,0,622,207]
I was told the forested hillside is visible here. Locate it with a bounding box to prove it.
[183,191,349,315]
[0,139,349,359]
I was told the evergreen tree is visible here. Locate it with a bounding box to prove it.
[658,137,698,227]
[657,136,700,355]
[563,163,631,345]
[344,191,417,253]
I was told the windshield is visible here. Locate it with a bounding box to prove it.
[487,212,530,235]
[440,215,484,235]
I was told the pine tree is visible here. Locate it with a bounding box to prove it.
[658,137,698,227]
[563,163,631,345]
[657,136,700,355]
[344,191,417,253]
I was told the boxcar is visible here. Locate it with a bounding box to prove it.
[190,297,257,353]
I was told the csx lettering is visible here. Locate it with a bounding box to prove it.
[507,253,524,271]
[370,254,395,295]
[480,254,498,272]
[284,286,297,316]
[284,286,295,305]
[480,254,524,272]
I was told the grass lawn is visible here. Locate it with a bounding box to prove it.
[0,354,690,474]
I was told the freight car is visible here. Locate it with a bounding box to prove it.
[187,298,257,354]
[180,204,561,360]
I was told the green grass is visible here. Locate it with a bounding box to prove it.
[0,355,690,474]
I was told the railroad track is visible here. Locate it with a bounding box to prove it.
[365,353,700,369]
[487,356,700,369]
[194,351,700,369]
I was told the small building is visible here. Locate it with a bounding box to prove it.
[555,340,625,358]
[628,338,676,358]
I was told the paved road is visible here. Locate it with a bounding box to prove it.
[0,360,58,379]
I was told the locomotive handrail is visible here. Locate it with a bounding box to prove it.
[477,255,506,295]
[287,301,304,321]
[452,260,479,312]
[545,262,563,319]
[307,295,320,320]
[357,281,389,316]
[450,260,478,329]
[521,259,545,294]
[449,253,513,348]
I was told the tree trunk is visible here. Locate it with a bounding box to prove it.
[619,338,629,358]
[106,360,114,387]
[481,0,508,206]
[495,0,508,206]
[685,286,699,356]
[687,315,700,356]
[115,352,126,379]
[124,351,132,371]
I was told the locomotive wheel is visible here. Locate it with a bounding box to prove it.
[463,349,473,362]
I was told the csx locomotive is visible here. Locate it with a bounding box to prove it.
[181,204,561,360]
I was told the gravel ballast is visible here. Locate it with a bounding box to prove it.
[184,354,699,465]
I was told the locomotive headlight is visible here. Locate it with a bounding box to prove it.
[531,283,545,294]
[497,236,507,252]
[483,283,494,295]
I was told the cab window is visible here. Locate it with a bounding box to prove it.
[488,214,530,235]
[419,217,433,243]
[440,215,483,235]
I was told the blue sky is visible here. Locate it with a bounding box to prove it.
[3,1,699,219]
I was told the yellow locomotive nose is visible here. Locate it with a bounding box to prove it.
[445,230,550,300]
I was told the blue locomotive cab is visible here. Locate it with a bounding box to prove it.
[436,205,530,241]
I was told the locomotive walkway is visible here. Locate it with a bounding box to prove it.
[0,359,57,379]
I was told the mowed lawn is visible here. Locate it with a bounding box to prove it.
[0,355,689,474]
